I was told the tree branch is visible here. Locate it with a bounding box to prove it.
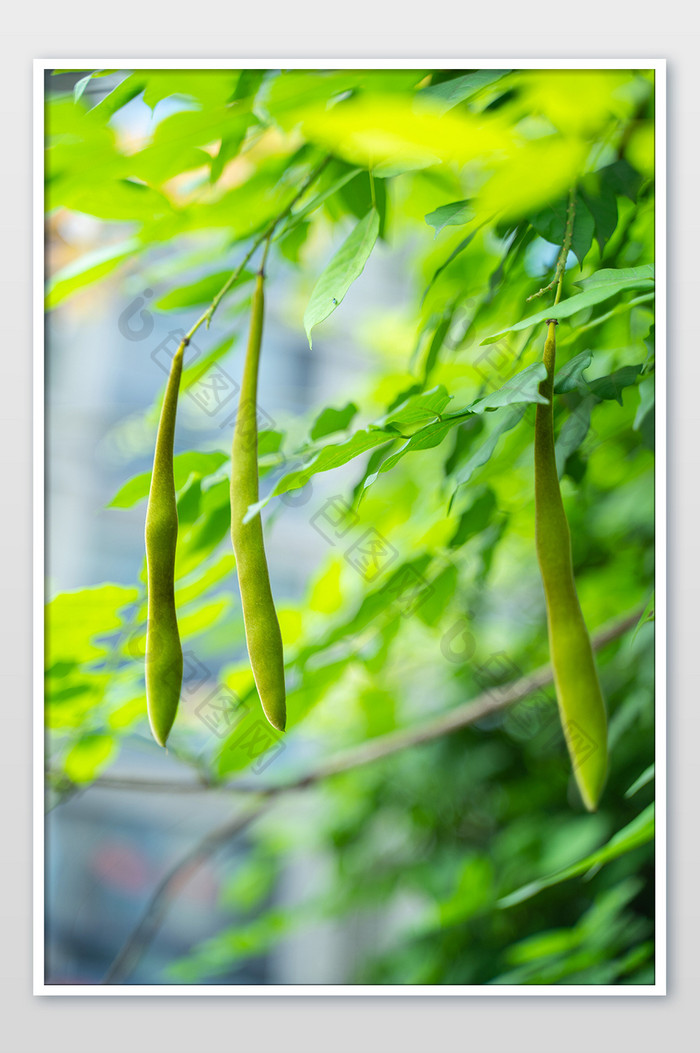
[88,607,642,799]
[184,154,331,343]
[101,800,272,985]
[98,606,642,984]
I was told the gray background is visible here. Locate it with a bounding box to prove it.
[1,10,695,1052]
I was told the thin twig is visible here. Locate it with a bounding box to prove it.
[159,155,332,368]
[101,800,272,985]
[64,608,643,801]
[526,188,577,302]
[189,155,331,339]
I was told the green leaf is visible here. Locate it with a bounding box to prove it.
[420,70,511,113]
[45,238,140,310]
[436,856,495,927]
[420,308,456,381]
[108,451,228,508]
[587,364,643,404]
[449,488,497,548]
[304,209,380,347]
[569,198,595,268]
[378,385,452,429]
[176,476,203,526]
[277,220,311,264]
[141,71,240,110]
[575,265,654,290]
[422,225,484,303]
[498,804,655,908]
[155,269,253,311]
[553,350,593,393]
[481,268,654,343]
[56,178,173,225]
[178,598,230,640]
[470,363,548,412]
[310,402,359,440]
[51,68,115,78]
[294,91,511,176]
[342,387,457,494]
[424,200,474,237]
[46,584,139,666]
[625,764,655,799]
[630,591,655,644]
[275,166,363,238]
[64,734,118,784]
[176,553,236,608]
[414,563,460,627]
[581,175,619,253]
[181,335,237,392]
[88,73,147,118]
[555,397,594,477]
[130,107,252,188]
[73,73,96,102]
[246,429,394,519]
[363,419,457,491]
[293,555,434,675]
[258,429,285,457]
[602,158,643,201]
[210,122,253,183]
[338,172,388,240]
[168,908,292,979]
[634,374,655,430]
[181,478,231,557]
[452,405,527,489]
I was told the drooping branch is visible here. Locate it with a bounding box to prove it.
[87,607,642,799]
[98,606,642,984]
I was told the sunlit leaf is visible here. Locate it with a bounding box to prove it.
[304,209,380,348]
[64,734,118,784]
[425,200,474,237]
[310,402,359,440]
[155,269,253,311]
[45,238,140,309]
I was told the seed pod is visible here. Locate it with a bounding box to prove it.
[230,272,286,732]
[144,342,184,747]
[535,320,607,810]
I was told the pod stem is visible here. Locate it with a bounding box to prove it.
[260,232,272,275]
[527,188,576,303]
[186,156,331,338]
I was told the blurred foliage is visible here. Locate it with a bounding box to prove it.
[44,67,656,986]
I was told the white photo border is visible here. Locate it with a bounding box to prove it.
[34,57,666,997]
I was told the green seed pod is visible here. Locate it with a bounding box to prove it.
[230,272,286,732]
[535,320,608,811]
[144,342,184,747]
